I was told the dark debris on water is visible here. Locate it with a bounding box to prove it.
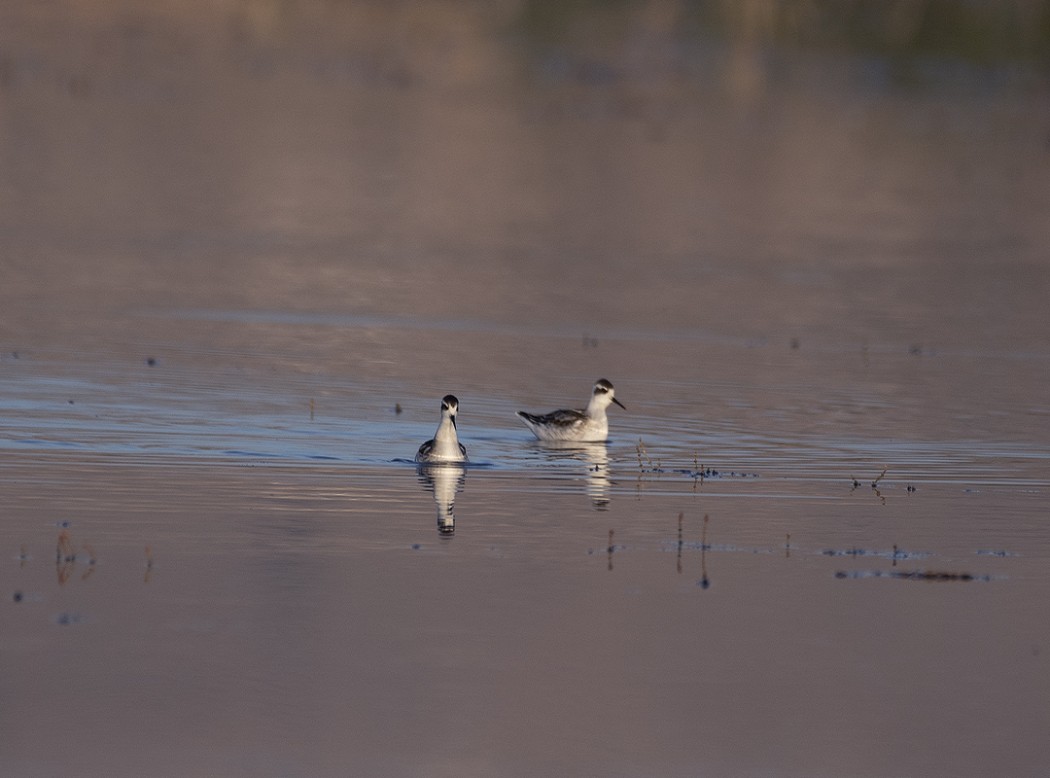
[822,546,930,560]
[674,468,760,479]
[835,569,993,582]
[54,611,87,625]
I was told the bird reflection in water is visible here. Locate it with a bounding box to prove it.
[535,441,611,509]
[417,464,466,536]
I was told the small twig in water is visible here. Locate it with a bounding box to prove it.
[676,512,683,574]
[698,514,710,589]
[81,543,97,581]
[636,439,654,471]
[56,531,76,563]
[56,532,77,586]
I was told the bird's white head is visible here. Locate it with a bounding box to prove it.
[590,379,626,412]
[441,394,459,427]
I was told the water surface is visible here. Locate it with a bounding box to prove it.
[1,4,1048,776]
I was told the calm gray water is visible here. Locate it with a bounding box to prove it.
[1,4,1048,777]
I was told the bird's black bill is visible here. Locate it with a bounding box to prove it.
[613,397,626,410]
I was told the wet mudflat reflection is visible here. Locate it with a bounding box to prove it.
[527,440,612,509]
[2,2,1049,776]
[417,463,465,536]
[1,454,1046,776]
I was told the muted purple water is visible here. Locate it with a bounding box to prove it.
[1,4,1048,776]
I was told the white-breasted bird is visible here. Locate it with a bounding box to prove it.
[516,379,625,442]
[415,395,467,463]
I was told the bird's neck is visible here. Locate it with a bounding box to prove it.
[433,417,460,452]
[585,397,608,417]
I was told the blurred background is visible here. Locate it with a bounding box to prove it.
[1,0,1049,445]
[2,1,1047,354]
